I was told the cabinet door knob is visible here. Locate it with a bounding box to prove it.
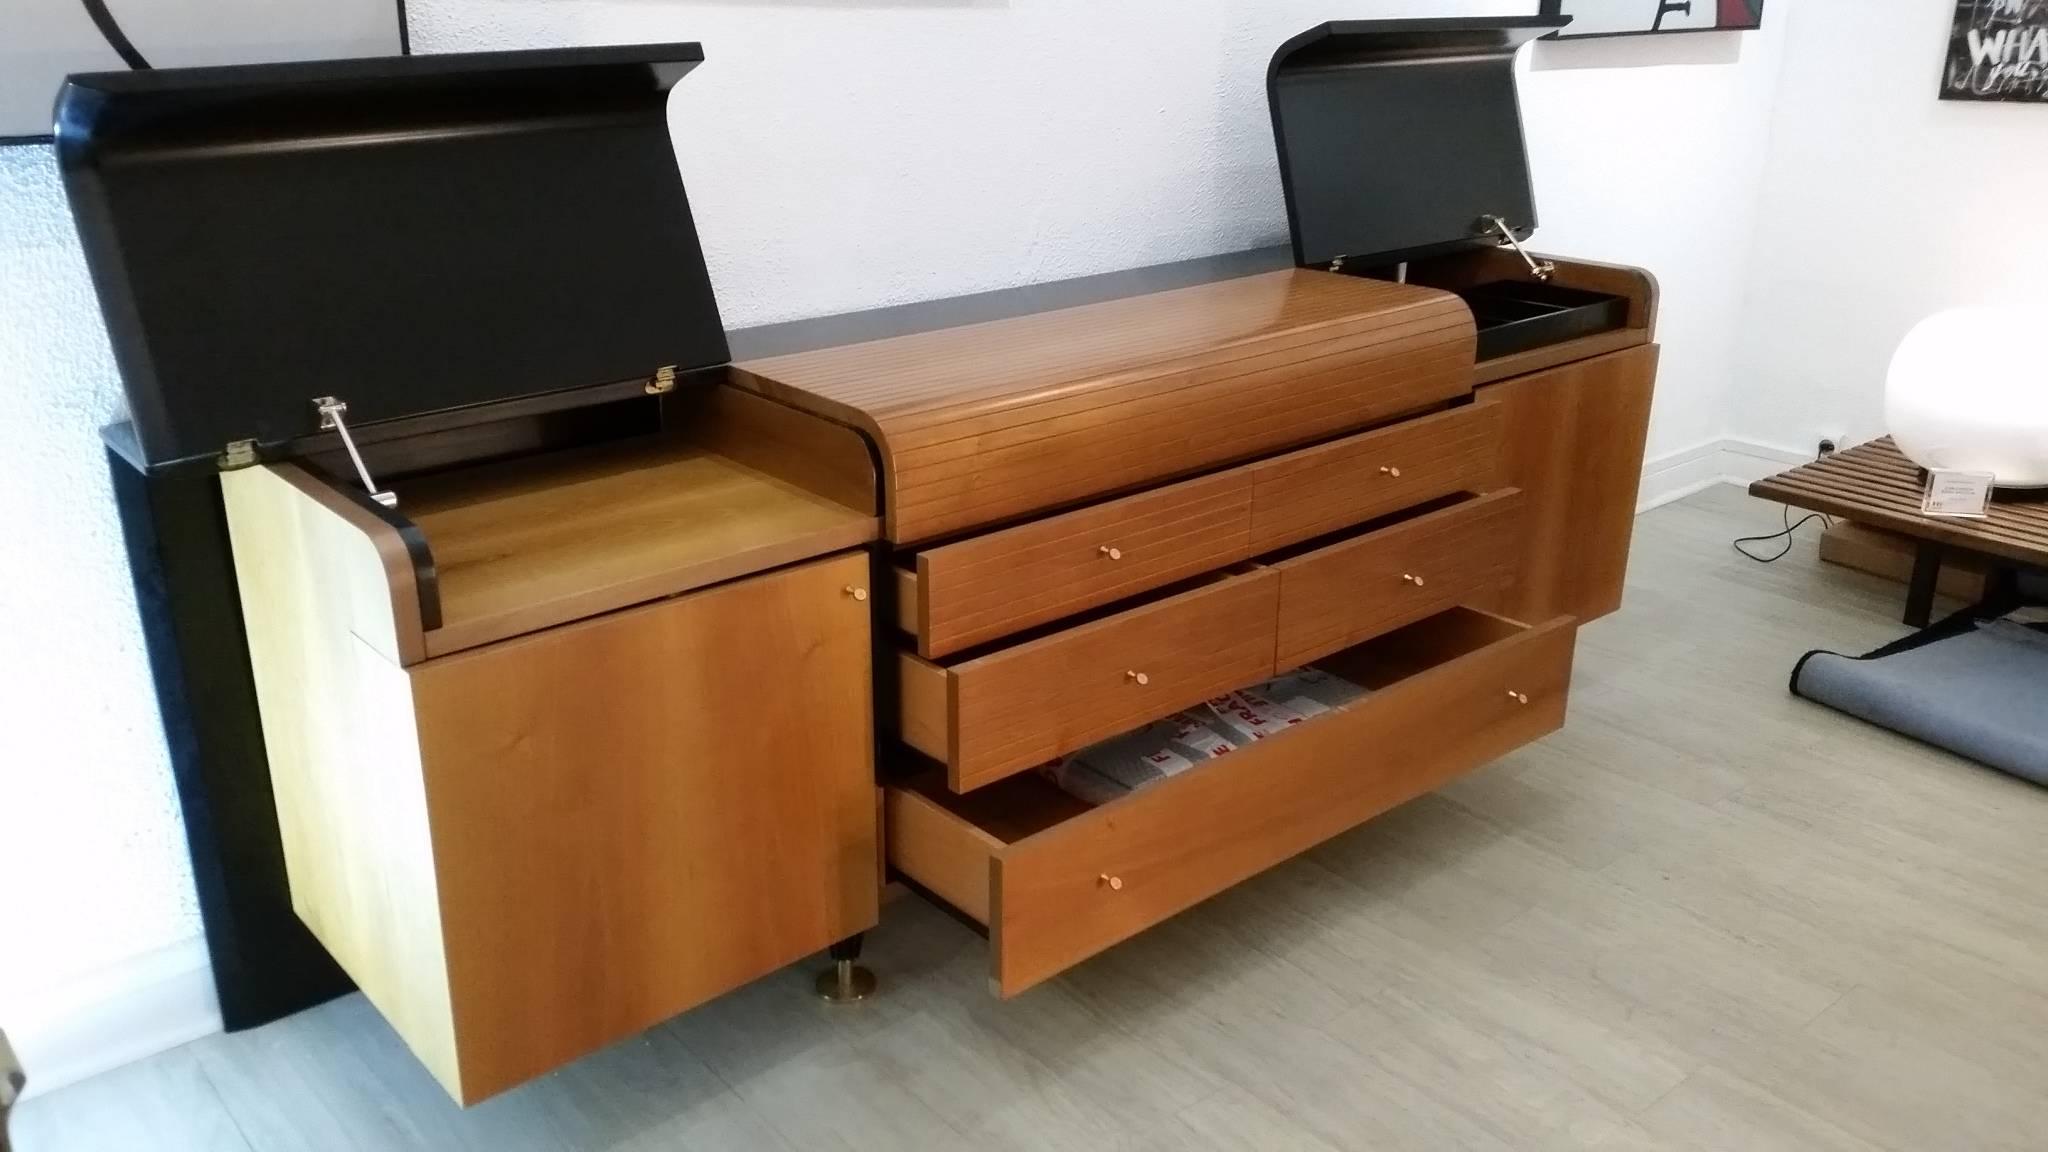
[1380,465,1402,478]
[1126,670,1150,686]
[1401,573,1426,587]
[1508,690,1529,705]
[843,585,868,602]
[1099,873,1124,891]
[1099,545,1123,560]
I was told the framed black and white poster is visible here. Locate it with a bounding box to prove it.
[1538,0,1765,39]
[1943,1,2048,102]
[2,0,408,144]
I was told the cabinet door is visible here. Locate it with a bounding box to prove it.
[411,552,877,1103]
[1476,344,1657,625]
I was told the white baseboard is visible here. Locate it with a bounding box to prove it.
[6,936,221,1099]
[1638,437,1811,513]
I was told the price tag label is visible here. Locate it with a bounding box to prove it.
[1922,469,1994,518]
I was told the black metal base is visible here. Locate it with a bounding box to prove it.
[815,934,875,1004]
[1901,542,2030,630]
[107,442,353,1029]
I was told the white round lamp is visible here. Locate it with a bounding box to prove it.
[1887,306,2048,489]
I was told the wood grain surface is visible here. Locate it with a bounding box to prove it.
[396,439,877,658]
[910,467,1255,659]
[1753,436,2048,568]
[884,609,1575,996]
[221,465,462,1095]
[1476,344,1658,626]
[414,553,878,1103]
[53,489,2048,1152]
[683,383,879,514]
[1272,489,1526,669]
[900,569,1281,792]
[1247,402,1503,554]
[734,269,1475,543]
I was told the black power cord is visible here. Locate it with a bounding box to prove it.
[79,0,150,69]
[1733,503,1832,564]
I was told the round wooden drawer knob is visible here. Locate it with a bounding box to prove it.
[1401,573,1426,586]
[1380,465,1403,478]
[1099,545,1123,560]
[1126,670,1150,686]
[1508,690,1529,705]
[843,586,868,601]
[1099,874,1124,891]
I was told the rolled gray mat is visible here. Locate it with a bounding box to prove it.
[1792,619,2048,783]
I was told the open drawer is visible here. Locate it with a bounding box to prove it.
[896,487,1526,793]
[886,607,1577,996]
[891,402,1505,661]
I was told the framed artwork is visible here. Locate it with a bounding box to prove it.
[1538,0,1766,39]
[2,0,408,144]
[1943,1,2048,102]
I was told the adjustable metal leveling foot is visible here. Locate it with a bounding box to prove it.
[814,934,876,1004]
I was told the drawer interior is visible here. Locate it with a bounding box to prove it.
[892,604,1535,863]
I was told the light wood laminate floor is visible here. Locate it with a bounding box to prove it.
[17,484,2048,1151]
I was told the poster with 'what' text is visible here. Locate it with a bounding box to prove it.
[1945,0,2048,102]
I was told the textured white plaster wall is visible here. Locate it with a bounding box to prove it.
[0,0,1786,1082]
[0,148,203,1017]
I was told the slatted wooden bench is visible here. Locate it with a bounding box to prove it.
[1751,437,2048,626]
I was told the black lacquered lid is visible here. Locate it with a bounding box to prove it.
[1267,17,1565,270]
[57,45,729,467]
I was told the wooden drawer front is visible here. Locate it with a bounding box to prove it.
[884,326,1473,543]
[1248,403,1503,553]
[899,569,1279,792]
[1273,489,1524,669]
[411,553,879,1102]
[910,469,1255,658]
[886,611,1577,997]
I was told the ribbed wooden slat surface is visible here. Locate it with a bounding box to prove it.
[735,270,1475,543]
[1750,438,2048,567]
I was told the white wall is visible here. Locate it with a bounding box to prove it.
[0,148,215,1091]
[0,0,1785,1091]
[1732,0,2048,454]
[410,0,1786,462]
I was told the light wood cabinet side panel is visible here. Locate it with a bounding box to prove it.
[1565,344,1658,621]
[223,463,424,665]
[219,466,460,1096]
[1476,344,1658,625]
[411,553,878,1104]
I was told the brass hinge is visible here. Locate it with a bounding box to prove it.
[219,439,258,470]
[314,396,397,508]
[1480,214,1555,281]
[644,364,678,395]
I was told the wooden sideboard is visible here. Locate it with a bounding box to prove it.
[215,246,1654,1098]
[737,252,1659,996]
[220,391,884,1104]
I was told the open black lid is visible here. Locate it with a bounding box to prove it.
[57,45,728,467]
[1267,17,1565,270]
